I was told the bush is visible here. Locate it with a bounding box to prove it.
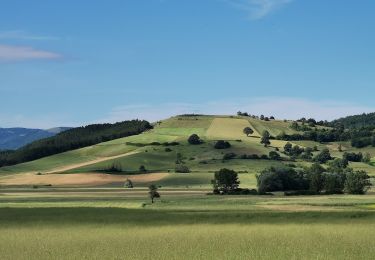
[223,153,237,160]
[269,151,281,160]
[214,140,231,149]
[139,165,147,173]
[314,148,332,164]
[343,152,363,162]
[124,179,133,188]
[188,134,202,145]
[175,164,190,173]
[165,148,172,152]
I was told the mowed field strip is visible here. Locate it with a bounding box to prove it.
[206,118,252,139]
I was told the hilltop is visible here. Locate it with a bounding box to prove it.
[0,114,374,188]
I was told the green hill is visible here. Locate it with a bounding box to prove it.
[0,115,374,188]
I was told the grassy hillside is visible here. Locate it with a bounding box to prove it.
[1,115,374,188]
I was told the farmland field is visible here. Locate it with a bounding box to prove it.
[1,115,375,259]
[0,188,375,259]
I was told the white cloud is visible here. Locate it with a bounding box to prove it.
[0,30,59,41]
[101,97,375,123]
[0,44,62,62]
[225,0,294,20]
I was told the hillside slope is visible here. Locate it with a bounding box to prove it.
[0,115,374,188]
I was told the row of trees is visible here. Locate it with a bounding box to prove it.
[257,161,372,195]
[211,162,372,195]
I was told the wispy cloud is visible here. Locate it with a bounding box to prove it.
[225,0,294,20]
[0,30,59,41]
[0,44,63,62]
[101,97,375,123]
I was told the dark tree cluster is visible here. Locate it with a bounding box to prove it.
[257,163,371,195]
[330,112,375,129]
[0,120,152,167]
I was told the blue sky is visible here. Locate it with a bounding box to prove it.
[0,0,374,128]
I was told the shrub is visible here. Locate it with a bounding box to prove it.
[139,165,147,173]
[223,153,237,160]
[214,140,231,149]
[188,134,202,145]
[165,148,172,152]
[124,179,133,188]
[269,151,281,160]
[314,148,332,164]
[175,164,190,173]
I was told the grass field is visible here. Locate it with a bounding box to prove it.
[0,189,375,259]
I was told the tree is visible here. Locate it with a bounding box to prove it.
[124,178,133,188]
[344,170,372,194]
[188,134,202,145]
[314,148,332,164]
[307,163,325,193]
[148,184,160,203]
[260,131,271,147]
[322,172,345,194]
[211,168,240,194]
[243,127,254,137]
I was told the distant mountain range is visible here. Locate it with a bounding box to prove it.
[0,127,72,150]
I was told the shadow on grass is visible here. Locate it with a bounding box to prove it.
[1,207,375,226]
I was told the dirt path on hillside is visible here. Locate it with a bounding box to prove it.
[44,150,140,174]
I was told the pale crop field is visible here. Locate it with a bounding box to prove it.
[1,223,374,260]
[206,118,252,139]
[0,191,375,259]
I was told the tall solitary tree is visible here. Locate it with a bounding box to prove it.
[211,168,240,194]
[261,131,271,147]
[243,127,254,137]
[148,184,160,203]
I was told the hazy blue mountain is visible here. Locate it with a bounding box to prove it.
[0,127,71,150]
